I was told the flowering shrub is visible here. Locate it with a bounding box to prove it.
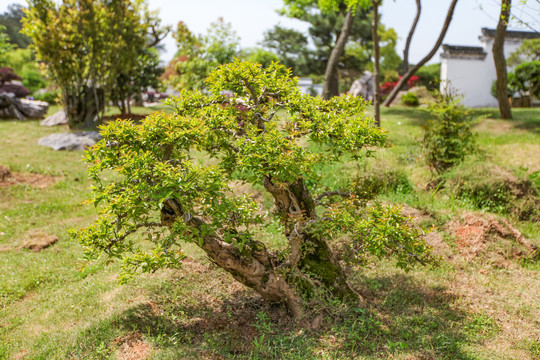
[381,75,420,95]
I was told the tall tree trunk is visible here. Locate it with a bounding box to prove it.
[372,1,381,127]
[493,0,513,119]
[322,9,354,100]
[383,0,459,107]
[403,0,421,75]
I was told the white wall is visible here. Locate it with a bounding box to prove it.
[441,37,527,108]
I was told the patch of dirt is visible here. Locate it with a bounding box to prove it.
[113,332,153,360]
[21,231,59,252]
[447,213,537,264]
[0,164,60,189]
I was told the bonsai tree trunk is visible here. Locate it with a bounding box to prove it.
[323,9,354,100]
[383,0,458,107]
[493,0,513,119]
[160,176,359,322]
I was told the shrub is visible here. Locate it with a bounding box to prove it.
[73,60,433,322]
[416,63,440,91]
[445,162,539,220]
[33,88,61,104]
[401,92,419,107]
[422,94,476,174]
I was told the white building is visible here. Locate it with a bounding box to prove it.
[440,28,540,108]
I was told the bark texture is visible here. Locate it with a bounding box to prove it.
[64,86,105,129]
[382,0,458,107]
[493,0,513,119]
[322,9,354,100]
[161,176,360,322]
[372,1,381,127]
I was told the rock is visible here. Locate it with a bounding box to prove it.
[19,98,49,118]
[0,93,49,120]
[348,71,375,101]
[38,131,102,151]
[40,110,68,126]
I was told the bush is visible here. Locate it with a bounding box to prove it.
[416,63,440,91]
[33,88,61,104]
[445,162,539,220]
[491,61,540,100]
[401,92,419,107]
[422,94,476,174]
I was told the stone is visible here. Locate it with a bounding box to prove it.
[348,71,375,101]
[19,98,49,118]
[38,131,102,151]
[0,93,49,120]
[40,110,68,126]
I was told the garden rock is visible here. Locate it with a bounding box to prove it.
[348,71,375,101]
[38,131,101,151]
[40,110,68,126]
[0,93,49,120]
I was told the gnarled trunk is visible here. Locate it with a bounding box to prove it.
[161,176,360,322]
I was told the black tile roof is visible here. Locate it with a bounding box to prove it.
[441,45,487,59]
[481,27,540,39]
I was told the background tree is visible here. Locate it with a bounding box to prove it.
[280,0,373,98]
[75,60,432,323]
[493,0,513,119]
[260,25,310,74]
[23,0,148,128]
[508,38,540,66]
[0,4,32,49]
[164,19,239,91]
[239,48,281,68]
[0,25,14,66]
[383,0,459,107]
[402,0,421,75]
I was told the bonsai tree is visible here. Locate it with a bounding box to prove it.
[75,60,432,322]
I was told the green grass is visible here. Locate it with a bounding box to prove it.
[0,105,539,359]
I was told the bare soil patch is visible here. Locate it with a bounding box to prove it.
[113,331,153,360]
[0,164,60,189]
[21,231,59,252]
[448,213,537,264]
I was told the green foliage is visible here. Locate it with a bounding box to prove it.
[75,60,429,285]
[416,63,440,91]
[23,0,149,127]
[401,92,419,107]
[0,25,14,66]
[110,47,163,114]
[0,4,32,49]
[260,25,310,74]
[491,61,540,99]
[1,48,48,92]
[165,19,239,91]
[33,88,61,104]
[422,94,477,175]
[239,48,280,69]
[444,162,539,220]
[507,38,540,66]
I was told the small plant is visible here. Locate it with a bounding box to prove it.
[401,92,419,107]
[422,93,476,175]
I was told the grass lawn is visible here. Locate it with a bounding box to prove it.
[0,104,539,359]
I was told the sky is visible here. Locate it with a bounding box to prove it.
[2,0,540,65]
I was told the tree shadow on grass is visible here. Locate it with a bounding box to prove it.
[63,271,486,359]
[473,108,540,134]
[381,107,432,127]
